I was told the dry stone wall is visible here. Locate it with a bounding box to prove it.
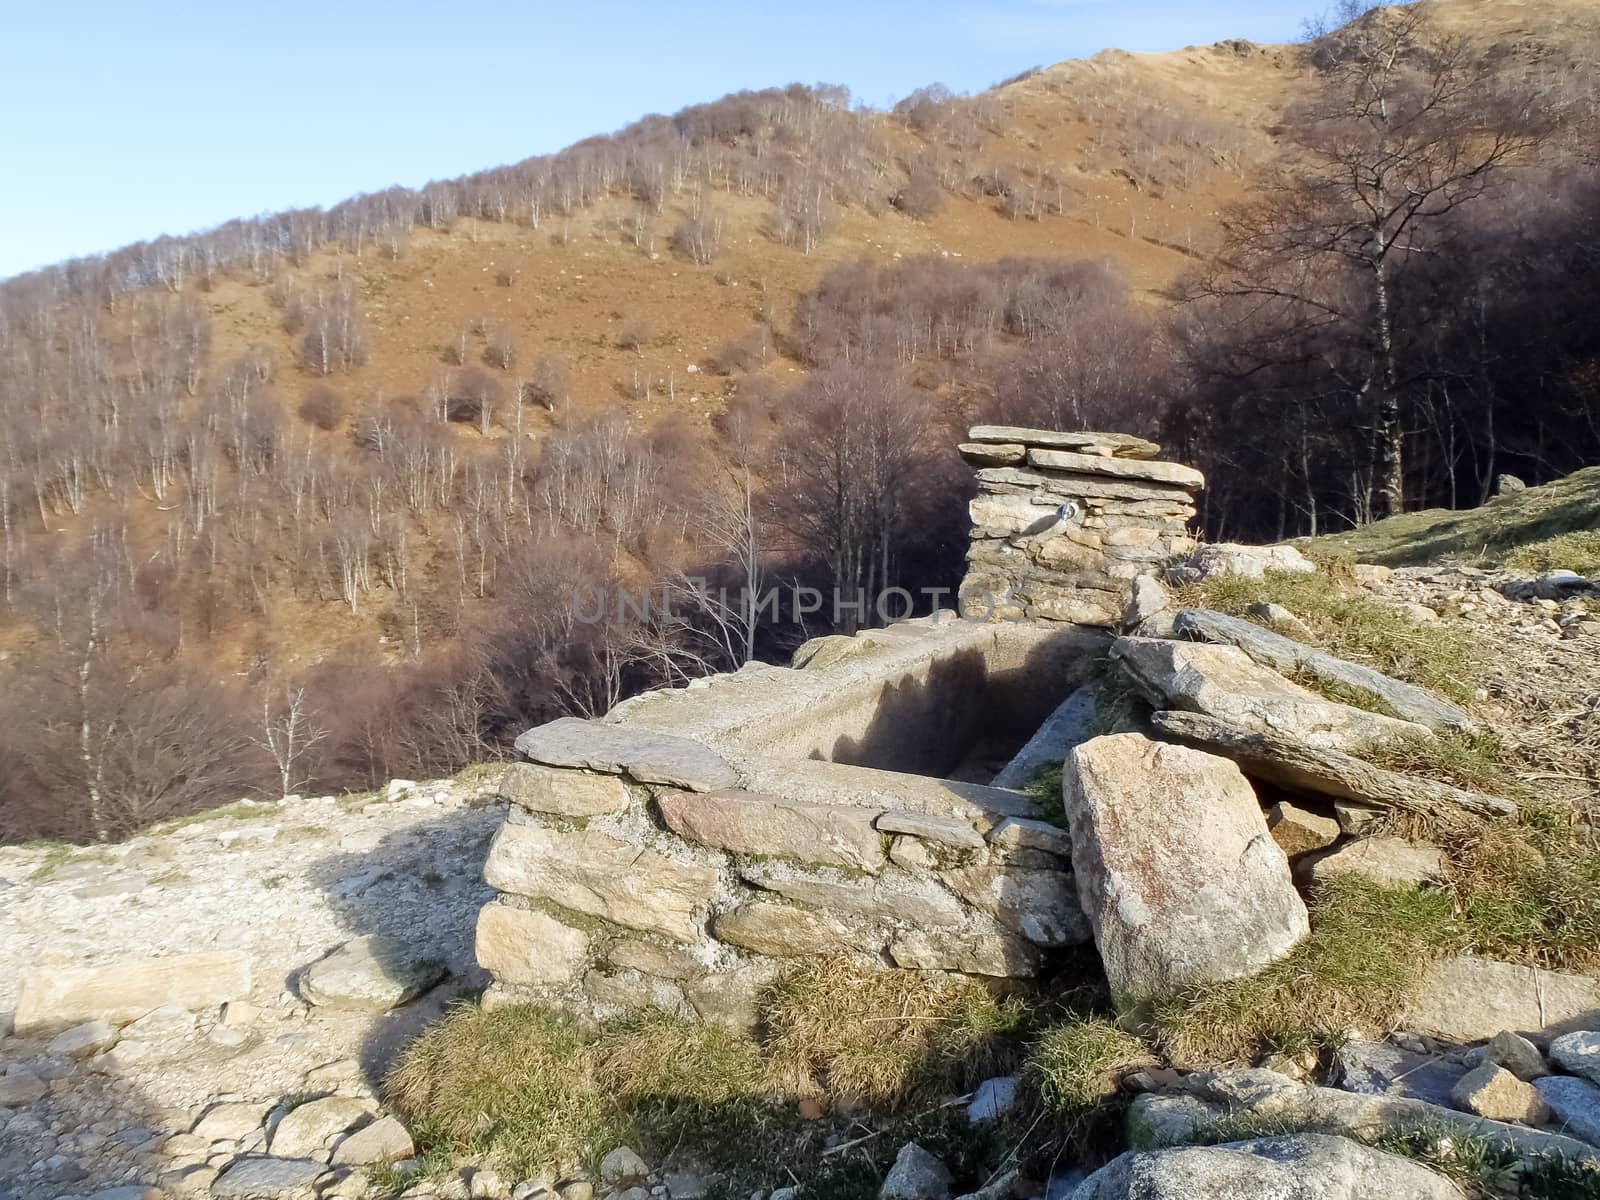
[958,426,1201,627]
[477,735,1093,1026]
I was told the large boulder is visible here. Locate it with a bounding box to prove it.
[1070,1134,1463,1199]
[13,950,251,1035]
[1112,638,1431,753]
[1063,734,1308,1003]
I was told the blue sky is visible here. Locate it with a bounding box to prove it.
[0,1,1313,279]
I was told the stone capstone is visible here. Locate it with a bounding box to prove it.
[1112,637,1431,753]
[484,822,718,943]
[494,763,630,816]
[13,950,251,1035]
[1064,734,1308,1002]
[966,426,1161,459]
[514,718,738,792]
[875,811,986,850]
[1026,448,1204,489]
[656,788,886,871]
[474,904,590,986]
[300,935,446,1013]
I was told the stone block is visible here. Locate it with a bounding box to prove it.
[513,718,738,792]
[485,823,717,943]
[657,789,885,871]
[495,762,630,817]
[475,904,589,986]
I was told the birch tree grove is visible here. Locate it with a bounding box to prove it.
[1201,5,1545,518]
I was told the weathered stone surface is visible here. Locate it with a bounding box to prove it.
[606,939,704,980]
[985,817,1072,859]
[967,427,1161,459]
[1551,1031,1600,1085]
[485,823,717,943]
[1113,638,1431,753]
[682,963,780,1033]
[1451,1063,1551,1124]
[1485,1030,1549,1081]
[712,903,876,957]
[940,865,1090,947]
[1403,956,1600,1041]
[494,762,630,816]
[1266,802,1340,858]
[1123,574,1170,633]
[958,441,1026,466]
[1247,602,1316,642]
[13,950,251,1035]
[1028,448,1204,490]
[1064,734,1308,1001]
[474,904,589,986]
[330,1115,414,1165]
[740,863,967,927]
[300,935,445,1013]
[601,1147,650,1185]
[889,924,1043,978]
[192,1101,270,1141]
[880,1142,952,1200]
[46,1018,118,1059]
[890,836,934,870]
[270,1096,375,1158]
[1335,1041,1465,1107]
[875,811,985,850]
[1185,543,1316,580]
[1306,837,1446,889]
[1537,1075,1600,1145]
[514,717,738,792]
[791,634,875,671]
[1150,711,1517,824]
[211,1157,327,1197]
[1072,1134,1463,1200]
[584,968,681,1012]
[1152,1067,1598,1164]
[0,1066,46,1107]
[1173,608,1477,734]
[657,789,885,871]
[975,467,1196,504]
[991,688,1100,791]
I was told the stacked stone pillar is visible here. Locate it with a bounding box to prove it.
[958,426,1202,627]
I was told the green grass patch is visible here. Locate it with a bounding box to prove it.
[148,800,271,835]
[1179,569,1488,705]
[1506,530,1600,579]
[1363,731,1525,799]
[388,960,1050,1190]
[763,958,1034,1108]
[1307,465,1600,569]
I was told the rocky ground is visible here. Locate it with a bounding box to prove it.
[2,550,1600,1200]
[0,783,501,1200]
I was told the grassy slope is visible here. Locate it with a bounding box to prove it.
[1307,467,1600,569]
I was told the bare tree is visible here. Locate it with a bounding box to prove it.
[256,687,328,797]
[1201,6,1543,517]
